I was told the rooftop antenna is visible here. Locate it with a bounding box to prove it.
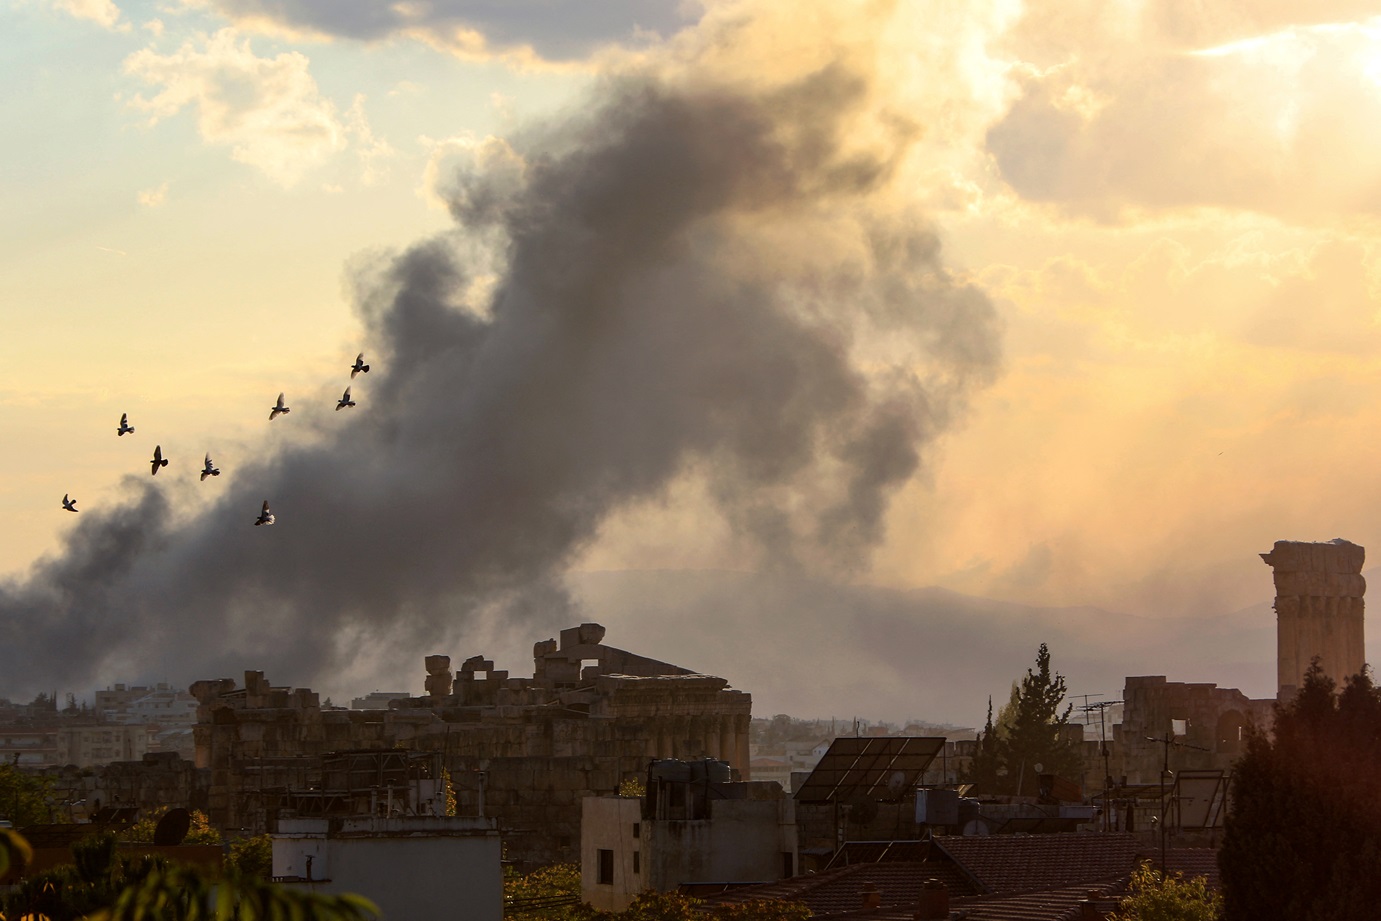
[1082,700,1122,830]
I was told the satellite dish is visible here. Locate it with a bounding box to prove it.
[1034,763,1045,774]
[886,770,907,799]
[153,808,191,846]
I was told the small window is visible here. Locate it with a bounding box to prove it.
[597,849,615,885]
[782,851,794,879]
[633,851,640,874]
[632,822,640,839]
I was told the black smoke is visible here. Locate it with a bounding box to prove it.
[0,63,1001,697]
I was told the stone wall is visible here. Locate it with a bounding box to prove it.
[1112,676,1273,786]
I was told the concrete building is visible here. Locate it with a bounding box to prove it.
[581,760,796,912]
[273,816,501,921]
[55,724,153,768]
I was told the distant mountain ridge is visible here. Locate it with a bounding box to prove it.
[562,568,1361,728]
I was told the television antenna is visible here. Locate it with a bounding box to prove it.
[1081,700,1121,831]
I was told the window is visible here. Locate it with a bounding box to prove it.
[633,851,640,874]
[597,849,615,885]
[632,822,640,839]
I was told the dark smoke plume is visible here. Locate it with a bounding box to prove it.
[0,62,1001,696]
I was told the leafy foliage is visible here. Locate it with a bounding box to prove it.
[0,764,59,827]
[505,863,597,921]
[1109,865,1221,921]
[225,836,272,879]
[0,827,33,878]
[501,864,809,921]
[965,643,1080,794]
[0,829,376,921]
[123,806,222,846]
[1220,662,1381,921]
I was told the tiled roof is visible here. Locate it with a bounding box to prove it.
[698,861,980,915]
[951,881,1123,921]
[934,833,1141,895]
[819,881,1123,921]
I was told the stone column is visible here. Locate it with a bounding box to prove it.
[1261,538,1366,700]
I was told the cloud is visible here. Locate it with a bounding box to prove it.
[137,180,170,207]
[51,0,126,30]
[178,0,697,64]
[986,6,1381,220]
[0,8,1002,696]
[123,29,350,186]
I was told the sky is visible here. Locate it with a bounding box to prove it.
[5,0,1381,713]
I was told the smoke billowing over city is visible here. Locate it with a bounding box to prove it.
[0,30,1000,696]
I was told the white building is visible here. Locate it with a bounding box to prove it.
[581,760,797,912]
[273,816,502,921]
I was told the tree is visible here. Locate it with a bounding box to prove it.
[0,763,58,827]
[123,806,222,845]
[1110,865,1221,921]
[225,836,272,879]
[964,643,1080,795]
[1219,662,1381,921]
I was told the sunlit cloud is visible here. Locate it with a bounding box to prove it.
[986,5,1381,221]
[136,180,170,207]
[50,0,127,30]
[121,29,395,187]
[175,0,696,66]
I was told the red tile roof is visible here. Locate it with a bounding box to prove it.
[698,861,979,915]
[934,833,1141,895]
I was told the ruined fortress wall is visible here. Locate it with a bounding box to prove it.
[1261,539,1366,700]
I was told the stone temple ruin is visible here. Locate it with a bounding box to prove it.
[191,624,750,866]
[1261,537,1366,701]
[1112,538,1367,786]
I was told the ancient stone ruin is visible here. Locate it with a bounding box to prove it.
[1261,538,1366,700]
[189,623,751,867]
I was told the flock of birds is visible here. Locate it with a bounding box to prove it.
[61,353,371,527]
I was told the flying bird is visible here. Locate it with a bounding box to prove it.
[254,500,275,527]
[150,445,168,475]
[350,353,370,378]
[61,494,77,513]
[335,387,355,411]
[117,413,134,436]
[200,453,221,481]
[270,393,290,421]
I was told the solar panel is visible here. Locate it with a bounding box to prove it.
[792,737,946,804]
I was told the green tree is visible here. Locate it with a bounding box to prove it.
[225,836,272,879]
[1110,865,1221,921]
[504,863,598,921]
[964,643,1080,795]
[0,764,58,827]
[1220,662,1381,921]
[123,806,222,845]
